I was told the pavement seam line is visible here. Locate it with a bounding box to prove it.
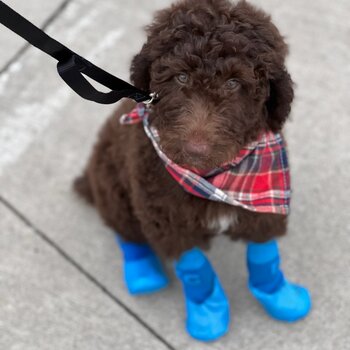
[0,194,177,350]
[0,0,73,76]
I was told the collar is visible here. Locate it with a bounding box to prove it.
[120,103,291,215]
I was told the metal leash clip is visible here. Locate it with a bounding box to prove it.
[144,92,159,106]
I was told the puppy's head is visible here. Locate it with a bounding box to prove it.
[131,0,293,170]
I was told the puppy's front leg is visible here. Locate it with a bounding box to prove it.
[246,240,311,322]
[175,248,230,341]
[116,236,169,295]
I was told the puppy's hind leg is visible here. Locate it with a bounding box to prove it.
[175,248,230,341]
[116,236,169,295]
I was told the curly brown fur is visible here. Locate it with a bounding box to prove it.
[76,0,293,258]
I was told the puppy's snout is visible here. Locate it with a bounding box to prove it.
[184,140,210,156]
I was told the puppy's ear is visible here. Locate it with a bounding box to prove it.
[265,68,294,132]
[130,44,152,92]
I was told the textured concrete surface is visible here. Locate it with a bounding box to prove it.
[0,203,169,350]
[0,0,68,68]
[0,0,350,349]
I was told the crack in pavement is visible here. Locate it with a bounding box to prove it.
[0,0,73,76]
[0,194,177,350]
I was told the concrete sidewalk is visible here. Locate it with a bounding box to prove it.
[0,0,349,349]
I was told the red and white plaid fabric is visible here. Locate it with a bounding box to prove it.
[120,104,291,215]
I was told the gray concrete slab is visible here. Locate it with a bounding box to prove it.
[0,202,170,350]
[0,0,68,70]
[0,0,350,349]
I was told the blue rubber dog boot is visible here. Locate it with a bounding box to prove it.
[175,248,230,342]
[116,236,169,295]
[247,240,311,322]
[248,278,311,322]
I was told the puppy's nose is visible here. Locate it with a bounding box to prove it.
[185,140,210,156]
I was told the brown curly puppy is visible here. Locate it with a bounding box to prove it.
[75,0,293,258]
[75,0,312,341]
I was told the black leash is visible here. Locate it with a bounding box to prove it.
[0,1,155,105]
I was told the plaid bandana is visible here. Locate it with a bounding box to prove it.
[120,104,291,215]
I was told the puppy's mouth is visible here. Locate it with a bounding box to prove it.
[157,129,241,171]
[184,139,210,157]
[161,141,237,172]
[179,140,213,170]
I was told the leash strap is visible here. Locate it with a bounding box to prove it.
[0,1,151,104]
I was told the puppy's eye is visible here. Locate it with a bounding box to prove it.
[177,73,189,84]
[226,79,241,90]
